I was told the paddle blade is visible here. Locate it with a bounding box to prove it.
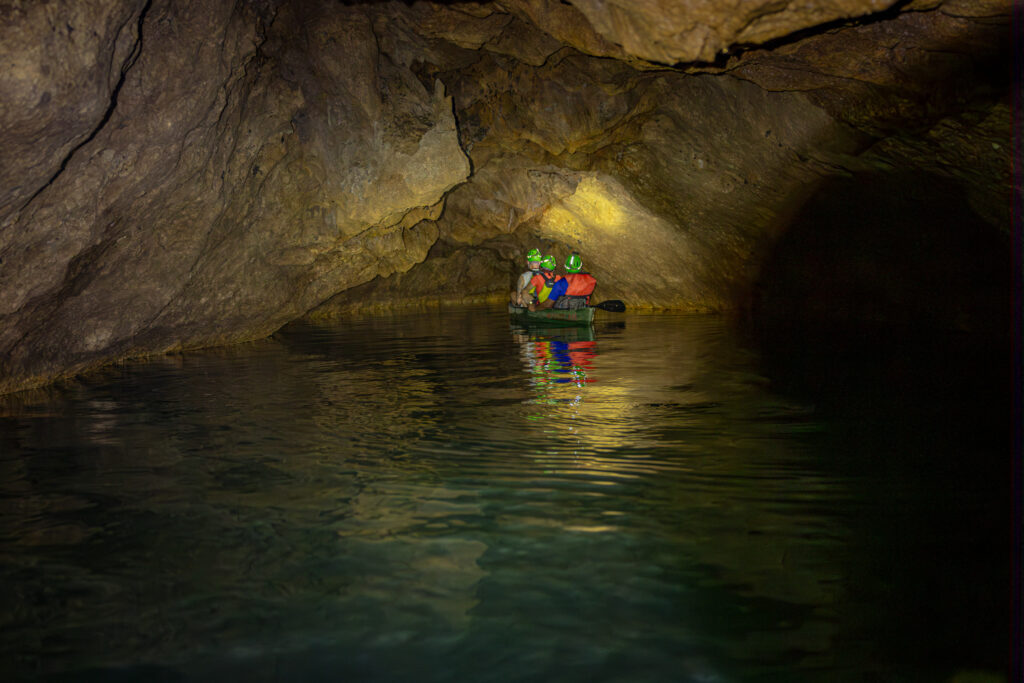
[593,300,625,312]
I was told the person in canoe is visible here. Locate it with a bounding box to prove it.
[511,248,543,306]
[529,252,596,311]
[525,255,564,310]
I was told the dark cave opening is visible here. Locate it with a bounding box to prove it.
[741,169,1014,677]
[753,170,1010,339]
[744,168,1011,440]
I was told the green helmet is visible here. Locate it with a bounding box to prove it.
[565,252,583,273]
[540,254,556,270]
[526,248,542,263]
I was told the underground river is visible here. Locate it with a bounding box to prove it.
[0,306,1010,682]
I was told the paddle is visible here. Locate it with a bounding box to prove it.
[591,299,625,312]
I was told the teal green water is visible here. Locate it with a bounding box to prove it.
[0,306,1009,682]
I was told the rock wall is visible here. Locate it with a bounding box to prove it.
[0,0,1012,392]
[0,0,470,393]
[313,0,1009,316]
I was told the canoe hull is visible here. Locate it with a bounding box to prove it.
[508,303,594,327]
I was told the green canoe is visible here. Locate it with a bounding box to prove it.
[508,303,595,326]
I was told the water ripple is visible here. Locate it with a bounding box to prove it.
[0,306,1007,682]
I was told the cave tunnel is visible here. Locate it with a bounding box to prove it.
[0,0,1013,393]
[0,1,1017,681]
[755,170,1010,336]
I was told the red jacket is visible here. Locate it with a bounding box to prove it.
[563,272,597,300]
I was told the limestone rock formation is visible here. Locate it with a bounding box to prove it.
[0,0,1012,393]
[521,0,901,64]
[0,0,470,393]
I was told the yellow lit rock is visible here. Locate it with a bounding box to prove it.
[539,174,706,309]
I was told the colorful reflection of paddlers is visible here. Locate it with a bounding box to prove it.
[547,339,597,385]
[515,326,598,389]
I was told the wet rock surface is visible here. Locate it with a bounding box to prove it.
[0,0,1012,392]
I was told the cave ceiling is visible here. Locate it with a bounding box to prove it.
[0,0,1012,393]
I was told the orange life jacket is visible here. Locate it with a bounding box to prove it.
[563,272,597,300]
[529,271,562,302]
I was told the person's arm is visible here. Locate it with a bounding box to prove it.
[529,278,567,310]
[517,276,532,297]
[511,277,523,304]
[522,273,544,306]
[529,297,556,312]
[518,278,538,305]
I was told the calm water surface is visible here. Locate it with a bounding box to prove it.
[0,306,1009,682]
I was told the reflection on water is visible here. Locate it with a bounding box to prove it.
[514,324,597,390]
[0,306,1009,682]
